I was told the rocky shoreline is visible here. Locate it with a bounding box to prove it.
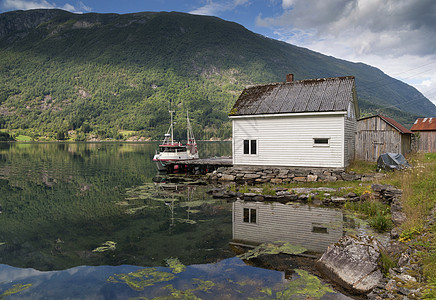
[209,183,429,299]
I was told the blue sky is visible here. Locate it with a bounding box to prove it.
[2,0,436,107]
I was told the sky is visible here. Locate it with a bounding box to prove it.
[1,0,436,108]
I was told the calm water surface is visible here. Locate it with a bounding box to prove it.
[0,142,351,299]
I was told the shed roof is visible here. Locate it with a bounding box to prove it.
[411,118,436,131]
[358,115,412,134]
[230,76,358,117]
[379,115,413,134]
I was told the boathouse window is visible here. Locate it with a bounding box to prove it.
[313,138,330,146]
[312,223,328,234]
[243,208,257,223]
[243,139,257,155]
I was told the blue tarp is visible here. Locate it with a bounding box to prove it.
[377,153,410,171]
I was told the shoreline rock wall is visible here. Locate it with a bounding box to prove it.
[207,166,386,184]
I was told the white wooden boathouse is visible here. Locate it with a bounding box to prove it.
[229,75,359,168]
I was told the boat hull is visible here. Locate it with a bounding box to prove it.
[153,153,199,171]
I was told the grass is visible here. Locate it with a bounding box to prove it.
[398,153,435,232]
[391,152,435,298]
[261,184,277,196]
[344,198,390,217]
[346,160,378,174]
[369,213,393,233]
[344,198,392,232]
[379,250,397,275]
[14,135,33,141]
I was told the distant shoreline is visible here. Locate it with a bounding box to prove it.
[0,139,232,143]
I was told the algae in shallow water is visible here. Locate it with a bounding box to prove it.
[238,241,307,260]
[275,269,334,299]
[108,268,175,291]
[0,283,32,299]
[162,279,215,299]
[176,218,197,224]
[166,258,186,274]
[130,279,214,300]
[260,287,273,296]
[126,205,150,214]
[92,241,117,252]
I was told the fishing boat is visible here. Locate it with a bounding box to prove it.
[153,110,199,171]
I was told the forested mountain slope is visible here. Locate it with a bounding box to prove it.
[1,9,435,140]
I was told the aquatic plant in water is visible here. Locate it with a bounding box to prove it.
[166,258,186,274]
[275,269,333,299]
[92,241,117,252]
[176,218,197,224]
[163,279,214,299]
[238,241,307,260]
[0,284,32,299]
[130,279,214,300]
[108,268,175,291]
[126,205,150,214]
[125,184,183,202]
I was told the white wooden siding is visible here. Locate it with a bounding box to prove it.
[232,201,343,253]
[232,114,347,168]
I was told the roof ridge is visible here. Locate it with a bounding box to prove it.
[379,115,412,134]
[244,76,355,89]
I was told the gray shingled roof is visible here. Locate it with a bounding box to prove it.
[230,76,357,116]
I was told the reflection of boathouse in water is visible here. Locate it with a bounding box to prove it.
[232,200,343,253]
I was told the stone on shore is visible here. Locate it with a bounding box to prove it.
[317,235,383,294]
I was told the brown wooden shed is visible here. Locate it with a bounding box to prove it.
[411,118,436,153]
[356,115,412,161]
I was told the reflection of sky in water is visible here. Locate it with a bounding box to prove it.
[0,258,352,299]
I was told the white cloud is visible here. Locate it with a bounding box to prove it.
[2,0,91,13]
[256,0,436,106]
[76,0,90,12]
[3,0,55,10]
[189,0,249,16]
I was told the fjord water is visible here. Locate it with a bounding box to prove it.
[0,142,349,299]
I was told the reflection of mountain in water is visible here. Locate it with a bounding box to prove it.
[0,143,233,271]
[232,200,343,253]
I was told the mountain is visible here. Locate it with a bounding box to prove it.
[0,9,435,140]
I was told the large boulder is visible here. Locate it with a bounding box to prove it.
[317,235,383,294]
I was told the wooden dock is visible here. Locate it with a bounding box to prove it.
[166,157,233,174]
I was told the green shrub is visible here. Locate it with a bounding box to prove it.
[379,251,397,275]
[369,213,393,233]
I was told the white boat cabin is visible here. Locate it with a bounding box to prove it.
[229,75,360,168]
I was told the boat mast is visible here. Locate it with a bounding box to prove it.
[186,111,195,144]
[170,109,174,145]
[186,111,190,143]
